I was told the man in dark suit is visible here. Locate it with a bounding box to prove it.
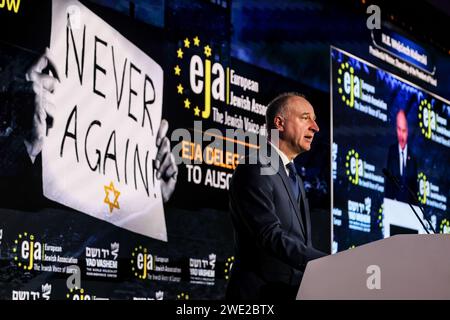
[385,109,418,204]
[226,92,327,300]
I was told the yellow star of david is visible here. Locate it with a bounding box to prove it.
[104,182,120,213]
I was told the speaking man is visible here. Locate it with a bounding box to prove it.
[226,92,327,300]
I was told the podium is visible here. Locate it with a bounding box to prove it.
[297,234,450,299]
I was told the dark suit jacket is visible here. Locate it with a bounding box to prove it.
[226,145,326,301]
[385,144,418,204]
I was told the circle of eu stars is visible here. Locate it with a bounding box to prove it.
[337,62,354,108]
[345,149,359,184]
[418,99,433,139]
[417,172,428,204]
[13,232,34,270]
[174,36,212,117]
[131,246,147,279]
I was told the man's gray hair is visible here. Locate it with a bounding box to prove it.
[265,92,305,138]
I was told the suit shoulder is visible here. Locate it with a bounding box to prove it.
[232,161,264,180]
[231,158,277,187]
[386,144,397,161]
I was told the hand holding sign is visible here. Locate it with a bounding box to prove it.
[156,119,178,203]
[24,48,60,163]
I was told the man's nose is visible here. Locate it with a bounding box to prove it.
[311,120,319,133]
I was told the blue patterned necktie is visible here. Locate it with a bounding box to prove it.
[286,162,308,236]
[286,162,300,202]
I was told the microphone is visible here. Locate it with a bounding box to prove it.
[382,168,436,234]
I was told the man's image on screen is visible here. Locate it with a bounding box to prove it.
[385,109,418,204]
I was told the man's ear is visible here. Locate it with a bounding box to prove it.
[274,116,284,132]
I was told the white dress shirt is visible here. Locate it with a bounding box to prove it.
[269,141,292,176]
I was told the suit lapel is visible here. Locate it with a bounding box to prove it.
[297,175,311,244]
[263,150,306,237]
[394,148,400,176]
[278,169,307,237]
[406,151,412,175]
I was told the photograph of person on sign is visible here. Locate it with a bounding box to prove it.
[0,0,177,241]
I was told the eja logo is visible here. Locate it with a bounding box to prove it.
[131,246,155,280]
[345,149,363,185]
[417,172,429,204]
[418,99,437,139]
[13,232,42,271]
[337,62,360,108]
[173,36,229,119]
